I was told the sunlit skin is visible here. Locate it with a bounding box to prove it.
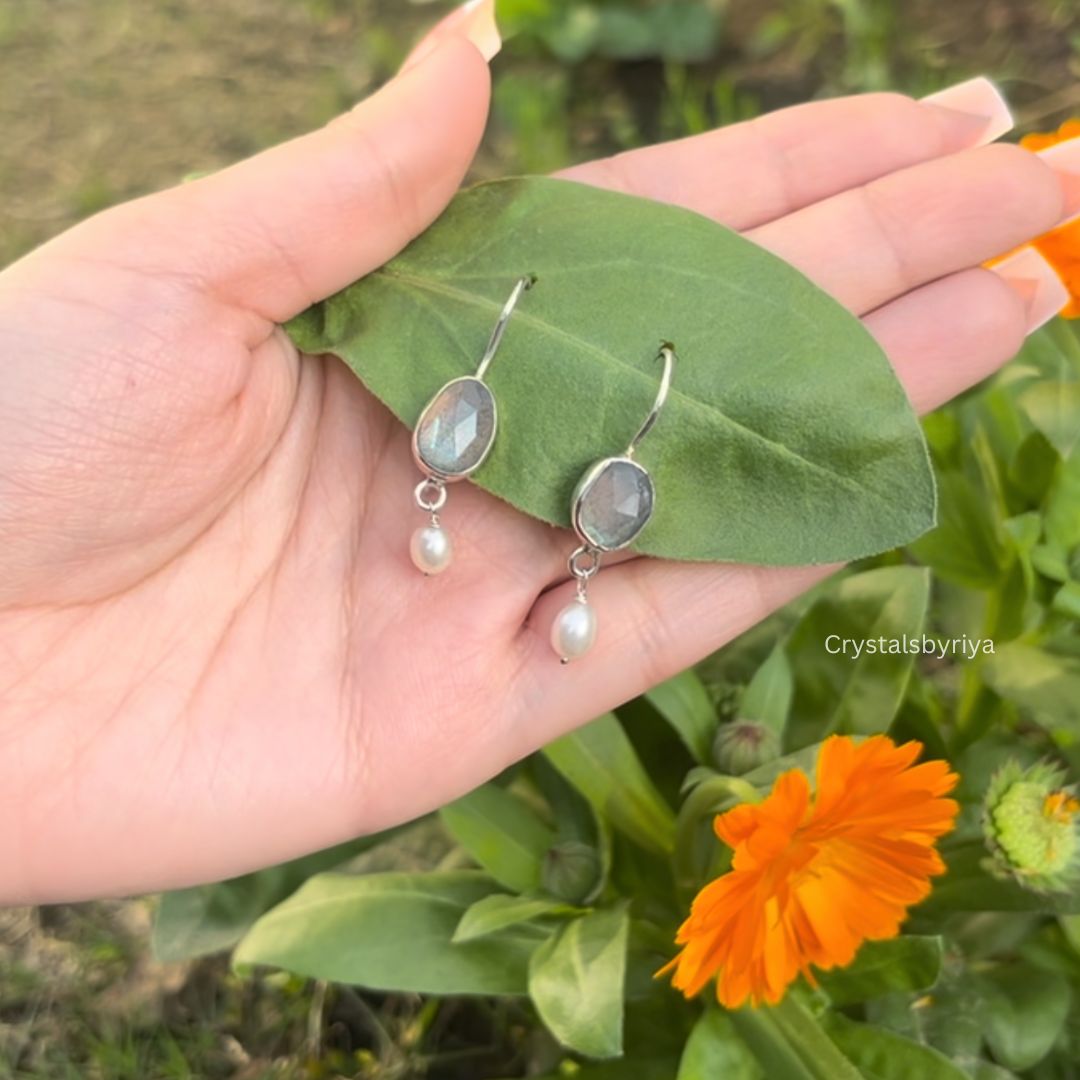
[662,735,959,1008]
[0,35,1074,903]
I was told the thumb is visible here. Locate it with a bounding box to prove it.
[98,36,492,323]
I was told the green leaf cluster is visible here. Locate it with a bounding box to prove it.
[156,316,1080,1080]
[497,0,725,64]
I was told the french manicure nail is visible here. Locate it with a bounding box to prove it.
[991,247,1070,333]
[401,0,501,73]
[1037,137,1080,219]
[921,77,1014,145]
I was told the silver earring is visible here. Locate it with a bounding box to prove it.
[551,344,676,663]
[410,275,535,575]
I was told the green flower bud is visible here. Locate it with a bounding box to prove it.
[983,760,1080,894]
[542,841,602,904]
[711,719,780,776]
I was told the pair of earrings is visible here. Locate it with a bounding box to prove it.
[409,277,675,664]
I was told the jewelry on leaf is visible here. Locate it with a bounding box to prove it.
[551,343,676,663]
[409,275,535,575]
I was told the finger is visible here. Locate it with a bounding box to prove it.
[73,37,491,324]
[515,257,1064,744]
[559,79,1013,231]
[867,251,1069,411]
[747,142,1069,316]
[401,0,501,71]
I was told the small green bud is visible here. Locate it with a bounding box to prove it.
[983,760,1080,894]
[542,841,602,904]
[711,719,780,776]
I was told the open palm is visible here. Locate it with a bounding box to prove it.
[0,39,1072,903]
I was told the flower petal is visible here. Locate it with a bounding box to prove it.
[664,735,960,1010]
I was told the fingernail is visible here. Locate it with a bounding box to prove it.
[1037,137,1080,219]
[921,77,1014,145]
[991,247,1070,332]
[401,0,501,73]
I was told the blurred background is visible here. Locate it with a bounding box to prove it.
[1,0,1079,1077]
[2,0,1080,269]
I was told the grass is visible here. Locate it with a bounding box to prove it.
[1,0,1080,1076]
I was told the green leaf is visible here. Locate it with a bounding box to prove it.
[674,773,757,891]
[645,669,717,763]
[923,842,1080,915]
[152,835,391,962]
[1032,541,1070,582]
[1017,378,1080,457]
[287,177,934,566]
[233,871,537,995]
[651,1,723,62]
[678,1009,764,1080]
[976,965,1071,1071]
[971,1066,1021,1080]
[528,906,630,1059]
[544,713,676,854]
[823,1015,968,1080]
[730,1010,817,1080]
[440,782,554,893]
[733,997,862,1080]
[739,644,793,736]
[1009,430,1060,505]
[452,893,575,943]
[740,741,824,789]
[785,566,931,749]
[982,642,1080,732]
[1045,448,1080,553]
[534,6,602,63]
[1052,580,1080,620]
[817,937,943,1006]
[916,978,988,1062]
[909,464,1009,589]
[532,756,613,899]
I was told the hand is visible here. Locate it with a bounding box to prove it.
[0,33,1072,903]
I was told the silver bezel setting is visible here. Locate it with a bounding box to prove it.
[571,455,655,553]
[411,375,499,483]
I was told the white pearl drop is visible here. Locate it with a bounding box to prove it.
[410,525,452,575]
[551,599,597,663]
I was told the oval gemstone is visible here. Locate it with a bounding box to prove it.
[414,377,496,478]
[574,457,655,551]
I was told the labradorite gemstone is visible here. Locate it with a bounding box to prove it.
[576,458,654,551]
[415,377,496,477]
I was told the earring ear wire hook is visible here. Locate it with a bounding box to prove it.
[626,342,676,458]
[474,274,536,381]
[409,274,535,576]
[554,341,677,663]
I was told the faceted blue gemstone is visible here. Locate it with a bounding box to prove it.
[414,377,496,478]
[574,457,654,551]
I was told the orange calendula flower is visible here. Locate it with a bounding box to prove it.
[662,734,959,1009]
[1017,119,1080,319]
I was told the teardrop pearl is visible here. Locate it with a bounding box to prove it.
[410,525,452,575]
[551,599,597,663]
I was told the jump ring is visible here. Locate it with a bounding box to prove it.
[568,545,601,581]
[414,478,447,513]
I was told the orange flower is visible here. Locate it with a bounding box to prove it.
[1021,119,1080,153]
[1044,790,1080,824]
[662,735,959,1009]
[1016,119,1080,319]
